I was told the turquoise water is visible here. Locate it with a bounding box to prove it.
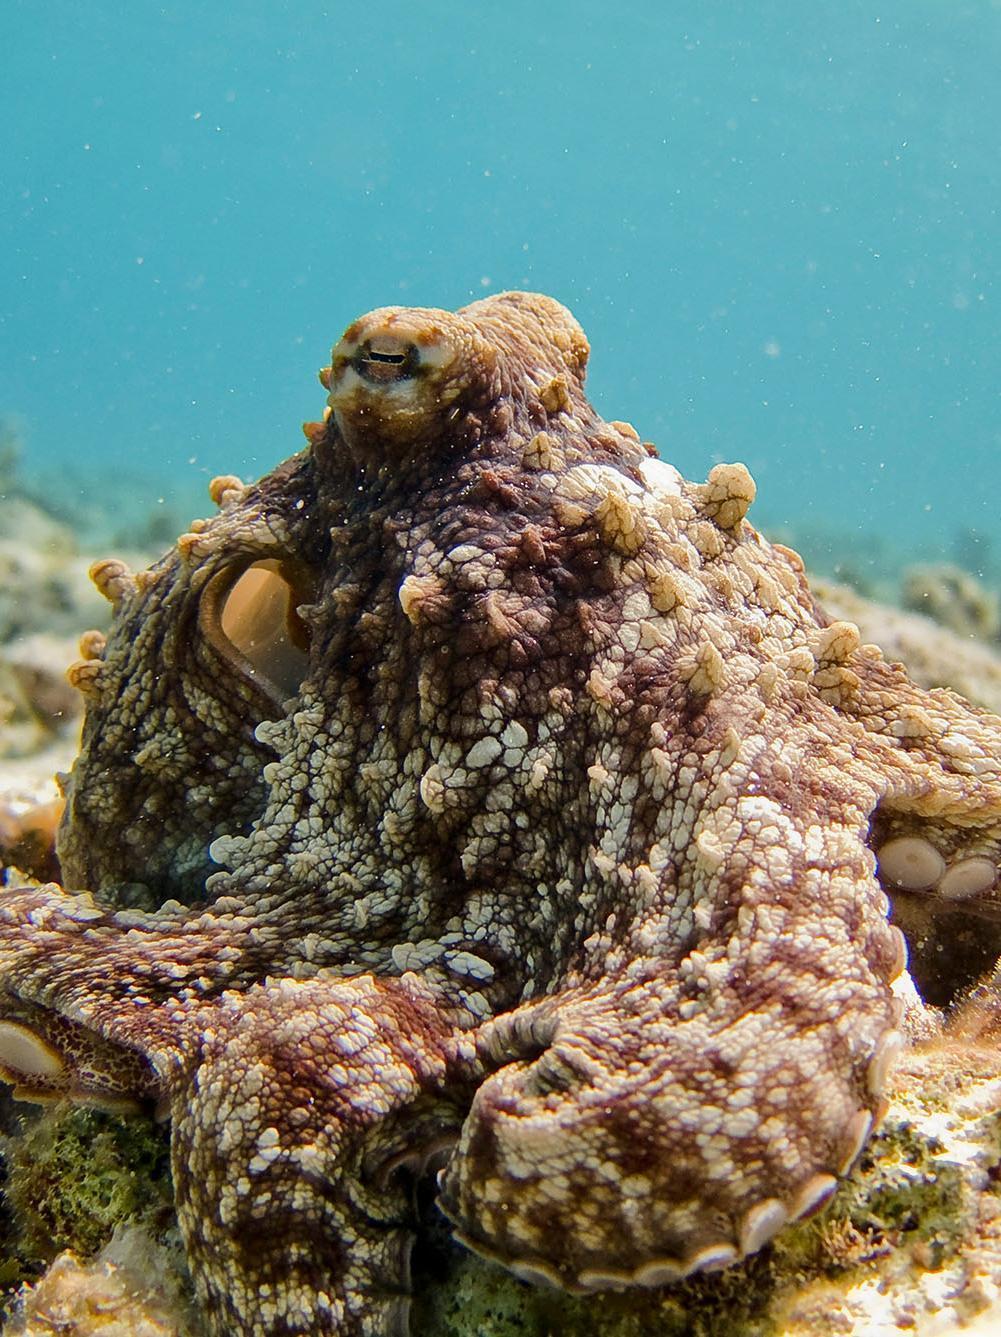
[3,1,999,579]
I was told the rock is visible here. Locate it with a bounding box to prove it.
[0,744,72,884]
[0,634,84,764]
[3,1226,195,1337]
[901,563,1000,644]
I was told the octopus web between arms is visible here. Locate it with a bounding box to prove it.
[1,291,1001,1336]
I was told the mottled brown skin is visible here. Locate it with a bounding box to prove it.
[1,292,1001,1335]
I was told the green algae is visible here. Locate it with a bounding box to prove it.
[0,1101,172,1288]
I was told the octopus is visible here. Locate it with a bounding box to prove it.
[0,291,1000,1337]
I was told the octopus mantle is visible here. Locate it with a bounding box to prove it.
[1,291,1000,1337]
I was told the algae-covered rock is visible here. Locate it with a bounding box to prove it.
[1,1103,173,1274]
[0,500,101,645]
[902,563,1001,644]
[0,1102,185,1332]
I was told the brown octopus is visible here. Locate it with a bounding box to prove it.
[1,291,1000,1336]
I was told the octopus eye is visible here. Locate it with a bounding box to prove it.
[352,338,420,385]
[202,560,311,702]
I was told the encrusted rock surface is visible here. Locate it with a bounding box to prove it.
[4,1226,195,1337]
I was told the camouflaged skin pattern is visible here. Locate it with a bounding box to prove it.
[1,291,1000,1336]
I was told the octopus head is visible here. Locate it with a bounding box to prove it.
[322,304,500,466]
[320,292,590,473]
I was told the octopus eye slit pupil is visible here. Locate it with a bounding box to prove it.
[354,342,420,384]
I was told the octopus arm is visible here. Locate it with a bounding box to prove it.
[438,769,904,1289]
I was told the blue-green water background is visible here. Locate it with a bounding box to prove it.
[3,0,1000,580]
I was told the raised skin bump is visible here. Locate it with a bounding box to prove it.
[208,473,247,507]
[89,557,136,607]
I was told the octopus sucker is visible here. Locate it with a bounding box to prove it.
[786,1171,839,1223]
[1,290,1000,1336]
[738,1197,788,1256]
[836,1110,874,1176]
[683,1244,739,1275]
[0,1020,65,1081]
[877,834,947,891]
[938,855,997,899]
